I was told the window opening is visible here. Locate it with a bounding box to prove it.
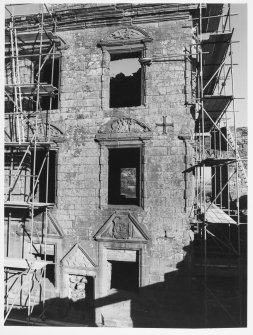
[110,260,139,291]
[31,150,57,203]
[108,147,141,205]
[37,59,60,110]
[110,51,142,108]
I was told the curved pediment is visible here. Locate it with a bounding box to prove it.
[99,26,152,46]
[96,117,152,141]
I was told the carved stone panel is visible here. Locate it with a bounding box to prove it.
[23,121,65,143]
[99,26,153,46]
[69,274,88,301]
[61,243,96,269]
[94,212,150,243]
[112,215,130,240]
[96,118,152,141]
[107,28,144,41]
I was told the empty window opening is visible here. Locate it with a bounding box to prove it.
[108,147,141,205]
[31,150,57,203]
[36,59,60,110]
[110,52,142,108]
[110,261,139,291]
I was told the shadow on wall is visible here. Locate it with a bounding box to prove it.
[5,245,247,328]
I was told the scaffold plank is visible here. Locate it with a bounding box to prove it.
[5,31,61,46]
[183,158,236,173]
[4,201,54,208]
[4,257,49,270]
[196,95,233,132]
[202,33,232,95]
[5,142,55,148]
[5,84,57,96]
[201,203,237,224]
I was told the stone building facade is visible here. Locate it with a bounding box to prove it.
[5,3,201,327]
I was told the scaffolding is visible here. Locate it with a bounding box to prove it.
[189,3,247,327]
[4,3,65,324]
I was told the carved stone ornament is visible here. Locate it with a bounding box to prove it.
[108,28,144,41]
[112,216,130,240]
[24,121,65,143]
[94,212,150,243]
[61,243,96,269]
[17,211,64,238]
[99,26,152,46]
[69,274,87,301]
[96,118,152,141]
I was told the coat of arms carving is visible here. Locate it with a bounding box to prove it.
[112,216,130,239]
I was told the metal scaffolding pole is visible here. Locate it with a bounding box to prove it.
[4,3,61,324]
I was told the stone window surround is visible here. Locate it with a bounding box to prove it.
[97,139,148,210]
[98,26,153,110]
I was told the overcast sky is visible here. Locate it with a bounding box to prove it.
[4,2,248,127]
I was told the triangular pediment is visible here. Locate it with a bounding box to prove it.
[99,26,152,46]
[61,243,96,269]
[96,117,152,141]
[94,211,150,243]
[17,211,64,238]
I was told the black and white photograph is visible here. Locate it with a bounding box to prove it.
[3,1,250,331]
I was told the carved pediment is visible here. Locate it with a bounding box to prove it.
[99,26,152,46]
[94,212,150,243]
[31,122,64,142]
[61,243,96,269]
[5,120,64,144]
[17,211,63,238]
[96,118,152,141]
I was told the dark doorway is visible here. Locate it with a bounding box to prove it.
[108,147,141,205]
[110,52,142,108]
[110,261,139,291]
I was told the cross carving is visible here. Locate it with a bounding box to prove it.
[156,116,174,134]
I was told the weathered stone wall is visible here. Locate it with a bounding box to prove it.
[229,127,248,205]
[4,4,197,325]
[48,16,195,289]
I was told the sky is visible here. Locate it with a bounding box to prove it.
[4,2,248,127]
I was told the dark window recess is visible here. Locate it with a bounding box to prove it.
[110,52,142,108]
[110,261,139,291]
[31,150,57,203]
[37,59,60,110]
[211,127,227,150]
[108,147,141,205]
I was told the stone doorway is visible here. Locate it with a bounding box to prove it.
[106,249,139,293]
[109,260,139,291]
